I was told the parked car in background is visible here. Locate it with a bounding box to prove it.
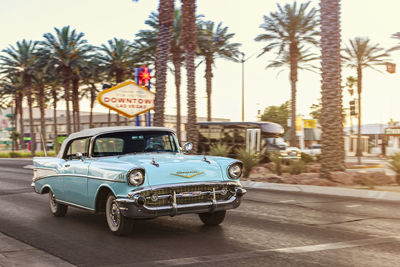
[280,146,301,162]
[302,144,322,157]
[32,127,247,235]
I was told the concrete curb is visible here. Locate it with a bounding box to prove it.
[241,181,400,201]
[346,164,384,169]
[0,232,74,266]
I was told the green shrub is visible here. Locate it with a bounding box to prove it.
[0,151,56,158]
[235,148,260,178]
[289,160,306,175]
[270,152,283,175]
[35,151,57,157]
[0,152,10,158]
[209,143,230,157]
[388,153,400,185]
[301,152,314,163]
[9,151,32,158]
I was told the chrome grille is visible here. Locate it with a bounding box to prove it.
[142,184,233,207]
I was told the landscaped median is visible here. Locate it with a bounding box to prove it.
[0,151,56,158]
[242,161,399,193]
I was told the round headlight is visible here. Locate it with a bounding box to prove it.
[228,163,242,179]
[127,169,145,186]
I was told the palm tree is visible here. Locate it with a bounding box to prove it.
[342,37,390,163]
[255,1,319,147]
[80,56,105,128]
[42,26,91,135]
[0,40,38,156]
[181,0,198,152]
[136,9,186,141]
[198,21,241,121]
[0,74,24,149]
[320,0,344,177]
[153,0,175,126]
[170,9,184,142]
[99,38,136,125]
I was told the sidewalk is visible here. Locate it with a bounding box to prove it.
[242,180,400,201]
[0,232,74,267]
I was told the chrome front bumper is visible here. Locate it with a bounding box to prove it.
[116,181,246,218]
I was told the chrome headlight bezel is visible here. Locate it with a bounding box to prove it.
[227,162,243,179]
[127,168,145,186]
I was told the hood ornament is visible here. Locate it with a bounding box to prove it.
[170,171,204,178]
[151,158,159,167]
[202,155,211,164]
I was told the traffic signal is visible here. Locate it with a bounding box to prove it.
[135,66,152,86]
[349,100,357,116]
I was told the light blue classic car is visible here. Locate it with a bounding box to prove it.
[32,126,246,235]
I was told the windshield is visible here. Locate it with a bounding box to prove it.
[266,137,288,147]
[92,131,179,157]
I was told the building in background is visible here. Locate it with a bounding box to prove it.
[13,108,229,150]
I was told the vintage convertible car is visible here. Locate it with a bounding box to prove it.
[32,126,246,235]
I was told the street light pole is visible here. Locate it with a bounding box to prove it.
[241,53,245,121]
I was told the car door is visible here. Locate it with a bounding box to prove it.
[61,137,91,208]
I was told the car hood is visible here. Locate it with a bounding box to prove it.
[116,153,225,185]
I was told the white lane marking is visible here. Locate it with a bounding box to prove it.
[279,200,296,203]
[346,204,361,208]
[23,165,34,169]
[271,236,400,253]
[150,236,400,266]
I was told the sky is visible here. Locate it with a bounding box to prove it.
[1,0,400,125]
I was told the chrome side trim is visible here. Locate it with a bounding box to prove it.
[56,199,95,212]
[32,173,125,183]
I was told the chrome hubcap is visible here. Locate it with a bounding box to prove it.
[50,193,57,210]
[109,201,120,227]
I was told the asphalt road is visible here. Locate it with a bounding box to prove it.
[1,158,400,267]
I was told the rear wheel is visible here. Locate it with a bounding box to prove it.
[199,210,226,226]
[49,190,68,217]
[105,193,133,236]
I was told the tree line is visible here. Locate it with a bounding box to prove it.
[0,6,241,155]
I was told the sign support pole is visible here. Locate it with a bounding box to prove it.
[134,69,140,126]
[134,67,152,126]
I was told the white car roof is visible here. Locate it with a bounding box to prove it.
[57,126,175,158]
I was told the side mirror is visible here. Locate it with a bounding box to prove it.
[76,152,84,161]
[182,142,193,153]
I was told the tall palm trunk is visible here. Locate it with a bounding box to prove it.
[90,83,96,128]
[356,66,362,162]
[116,70,124,126]
[154,0,175,126]
[289,41,299,147]
[52,87,59,153]
[205,56,213,122]
[24,75,36,156]
[62,67,72,135]
[38,83,46,150]
[17,91,24,150]
[172,51,182,142]
[320,0,344,178]
[182,0,198,152]
[72,77,80,132]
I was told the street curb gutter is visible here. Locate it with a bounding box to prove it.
[241,181,400,201]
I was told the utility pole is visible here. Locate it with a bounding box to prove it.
[241,53,245,122]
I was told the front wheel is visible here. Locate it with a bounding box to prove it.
[49,190,68,217]
[105,193,133,236]
[199,210,226,226]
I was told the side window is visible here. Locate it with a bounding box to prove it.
[65,138,90,160]
[93,137,124,157]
